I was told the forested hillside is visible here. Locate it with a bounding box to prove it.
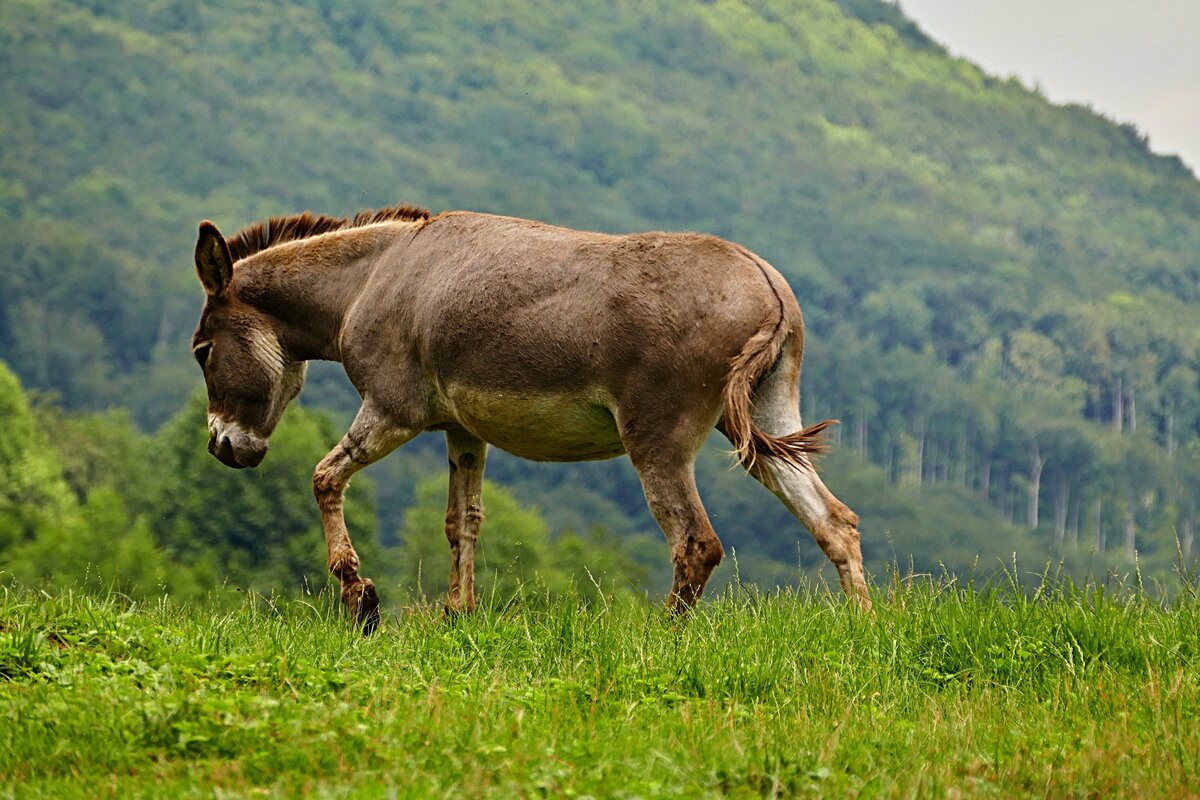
[2,0,1197,596]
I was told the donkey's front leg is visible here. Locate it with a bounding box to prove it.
[313,406,417,633]
[444,427,488,615]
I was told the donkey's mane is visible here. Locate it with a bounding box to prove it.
[226,203,432,263]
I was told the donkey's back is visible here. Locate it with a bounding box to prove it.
[345,212,793,463]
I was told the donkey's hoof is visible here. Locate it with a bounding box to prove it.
[343,578,380,635]
[666,586,702,616]
[442,596,477,620]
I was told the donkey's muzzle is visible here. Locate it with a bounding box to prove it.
[208,432,265,469]
[210,434,246,469]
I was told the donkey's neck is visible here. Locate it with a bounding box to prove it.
[232,223,411,362]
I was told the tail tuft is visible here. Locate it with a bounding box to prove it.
[743,417,837,472]
[721,316,836,473]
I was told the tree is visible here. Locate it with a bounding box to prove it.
[1116,437,1168,560]
[1161,365,1200,458]
[2,486,199,599]
[0,361,76,554]
[145,391,379,594]
[0,361,194,597]
[395,475,558,603]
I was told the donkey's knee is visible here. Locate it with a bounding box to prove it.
[312,466,346,512]
[813,524,854,567]
[464,498,484,528]
[808,499,860,560]
[326,541,360,581]
[444,502,484,551]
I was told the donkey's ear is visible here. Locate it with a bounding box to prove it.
[195,220,233,297]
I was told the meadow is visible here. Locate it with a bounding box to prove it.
[2,570,1198,799]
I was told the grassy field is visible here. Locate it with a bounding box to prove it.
[1,573,1198,799]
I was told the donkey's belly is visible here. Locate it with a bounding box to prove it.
[445,384,625,461]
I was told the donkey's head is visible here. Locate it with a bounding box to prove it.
[191,221,307,469]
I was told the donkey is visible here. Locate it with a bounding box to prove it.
[191,204,870,632]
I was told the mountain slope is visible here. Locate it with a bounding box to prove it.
[2,0,1197,582]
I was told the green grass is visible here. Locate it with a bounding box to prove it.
[1,575,1198,798]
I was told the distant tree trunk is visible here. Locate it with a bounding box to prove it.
[1069,498,1080,547]
[1166,401,1175,458]
[1183,517,1195,559]
[915,419,926,486]
[855,405,867,458]
[1094,497,1105,552]
[154,306,175,353]
[981,458,992,499]
[1113,376,1123,433]
[1028,441,1043,530]
[1124,485,1137,560]
[1128,385,1137,433]
[957,435,968,487]
[1053,477,1069,545]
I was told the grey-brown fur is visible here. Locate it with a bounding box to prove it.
[191,207,870,631]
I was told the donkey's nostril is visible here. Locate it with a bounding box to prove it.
[208,435,218,455]
[212,435,241,468]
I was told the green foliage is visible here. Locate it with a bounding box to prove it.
[0,362,77,552]
[393,476,650,603]
[0,362,193,597]
[30,403,154,507]
[394,476,554,601]
[0,369,378,600]
[2,487,198,600]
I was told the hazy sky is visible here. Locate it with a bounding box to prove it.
[897,0,1200,173]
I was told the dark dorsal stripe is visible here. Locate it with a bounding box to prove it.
[226,203,432,263]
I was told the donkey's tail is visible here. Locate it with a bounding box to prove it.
[721,315,836,473]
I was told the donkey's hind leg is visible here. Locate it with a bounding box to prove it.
[621,411,725,611]
[314,403,419,633]
[444,427,488,615]
[743,365,871,608]
[633,457,724,610]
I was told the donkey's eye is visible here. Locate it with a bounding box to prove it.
[193,343,213,367]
